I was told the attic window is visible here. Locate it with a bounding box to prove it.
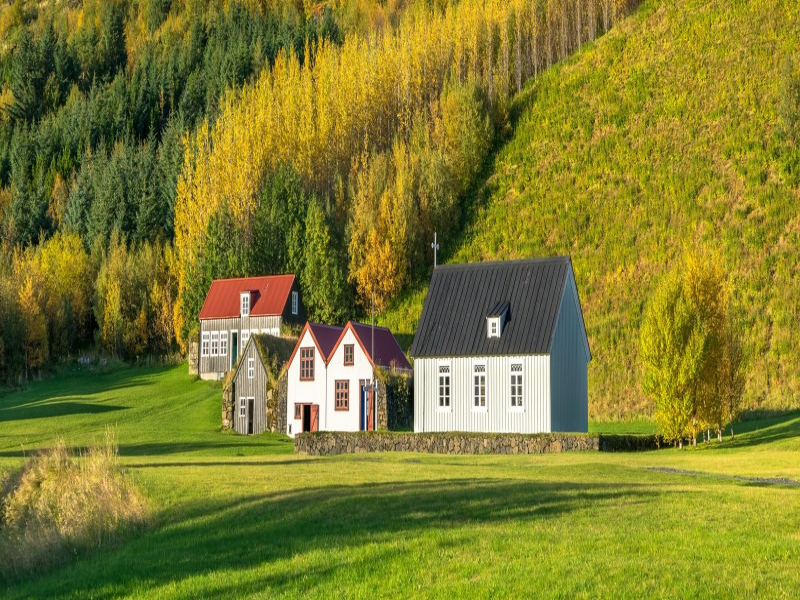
[486,301,509,339]
[291,291,299,315]
[241,292,250,317]
[487,318,500,338]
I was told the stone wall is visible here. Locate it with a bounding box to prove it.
[268,371,288,434]
[295,431,600,456]
[221,383,233,430]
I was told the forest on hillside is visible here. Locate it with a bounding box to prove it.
[0,0,639,385]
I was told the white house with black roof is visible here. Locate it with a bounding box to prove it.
[409,256,591,434]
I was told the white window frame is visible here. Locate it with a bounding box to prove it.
[219,331,228,357]
[210,331,219,356]
[472,361,487,412]
[437,362,451,412]
[247,358,254,379]
[510,362,524,412]
[241,330,250,352]
[239,397,247,418]
[487,317,500,338]
[291,291,299,315]
[201,331,210,357]
[241,292,250,317]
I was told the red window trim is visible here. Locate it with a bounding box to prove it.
[300,347,315,381]
[335,380,349,411]
[343,344,354,366]
[294,403,302,419]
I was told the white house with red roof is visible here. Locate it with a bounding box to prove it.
[286,321,411,436]
[198,274,303,380]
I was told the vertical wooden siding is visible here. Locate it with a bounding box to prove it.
[414,355,551,434]
[549,273,590,432]
[232,340,269,434]
[199,315,282,377]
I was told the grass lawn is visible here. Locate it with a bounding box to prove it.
[1,363,799,598]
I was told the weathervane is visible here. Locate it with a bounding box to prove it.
[431,232,439,267]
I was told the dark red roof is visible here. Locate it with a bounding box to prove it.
[348,322,411,371]
[308,323,343,360]
[198,275,295,320]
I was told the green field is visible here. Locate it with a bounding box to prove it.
[1,364,799,598]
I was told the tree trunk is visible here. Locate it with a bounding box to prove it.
[730,424,735,440]
[678,438,683,449]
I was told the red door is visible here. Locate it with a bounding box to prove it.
[367,389,374,431]
[310,404,319,432]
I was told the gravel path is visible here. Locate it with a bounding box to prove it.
[646,466,800,487]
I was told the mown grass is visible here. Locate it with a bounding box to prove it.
[0,364,798,597]
[380,0,800,420]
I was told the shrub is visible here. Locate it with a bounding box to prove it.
[0,432,150,583]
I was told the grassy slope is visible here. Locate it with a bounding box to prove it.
[0,365,799,597]
[381,0,800,420]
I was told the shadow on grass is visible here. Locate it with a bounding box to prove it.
[714,411,800,450]
[6,477,664,597]
[0,402,127,422]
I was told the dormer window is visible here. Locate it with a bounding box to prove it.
[488,318,500,338]
[241,292,250,317]
[486,300,509,339]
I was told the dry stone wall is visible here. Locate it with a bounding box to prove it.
[295,432,602,456]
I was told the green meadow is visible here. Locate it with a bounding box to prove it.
[1,364,798,598]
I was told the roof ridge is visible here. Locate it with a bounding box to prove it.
[434,256,571,272]
[211,274,295,283]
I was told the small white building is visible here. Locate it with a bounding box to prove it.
[409,256,591,434]
[286,321,411,436]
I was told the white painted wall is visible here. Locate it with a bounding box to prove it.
[414,355,551,434]
[286,328,327,436]
[325,328,374,432]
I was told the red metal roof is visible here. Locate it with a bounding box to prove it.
[348,321,411,371]
[308,323,344,360]
[198,275,295,320]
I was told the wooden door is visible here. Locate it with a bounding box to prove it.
[247,398,254,434]
[310,404,319,432]
[367,389,374,431]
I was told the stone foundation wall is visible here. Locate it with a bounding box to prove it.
[295,431,601,456]
[221,384,233,430]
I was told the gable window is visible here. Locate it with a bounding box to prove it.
[201,332,210,357]
[300,347,315,380]
[291,291,299,315]
[473,363,487,410]
[220,331,228,357]
[241,330,250,352]
[241,292,250,317]
[239,398,246,418]
[510,363,523,410]
[210,331,219,356]
[335,380,349,410]
[438,364,451,410]
[487,317,500,338]
[294,403,302,419]
[344,344,354,366]
[247,358,254,379]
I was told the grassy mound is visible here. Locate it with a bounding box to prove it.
[382,0,800,419]
[0,433,150,582]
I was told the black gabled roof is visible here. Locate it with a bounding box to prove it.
[410,256,572,358]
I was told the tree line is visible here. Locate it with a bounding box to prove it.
[0,0,642,382]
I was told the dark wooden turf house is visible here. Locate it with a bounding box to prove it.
[410,256,591,434]
[198,275,303,380]
[229,334,294,435]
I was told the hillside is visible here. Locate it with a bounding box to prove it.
[381,0,800,419]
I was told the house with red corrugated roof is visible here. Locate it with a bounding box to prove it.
[286,321,411,436]
[198,274,304,380]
